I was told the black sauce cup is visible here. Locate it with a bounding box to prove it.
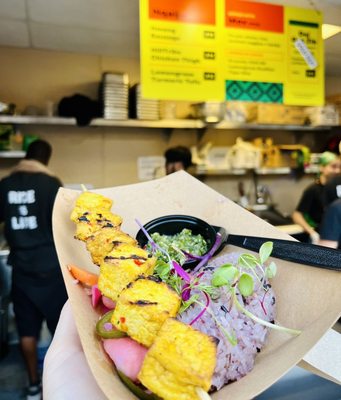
[135,214,220,269]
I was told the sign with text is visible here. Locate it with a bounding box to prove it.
[140,0,324,105]
[140,0,223,101]
[284,7,324,105]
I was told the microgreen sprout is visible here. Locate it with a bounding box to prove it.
[211,242,301,336]
[232,290,301,336]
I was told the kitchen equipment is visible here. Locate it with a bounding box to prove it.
[136,214,341,271]
[229,137,262,169]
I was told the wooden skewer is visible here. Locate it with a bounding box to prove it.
[195,387,212,400]
[80,184,87,192]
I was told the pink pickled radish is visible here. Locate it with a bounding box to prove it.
[102,296,116,310]
[103,337,148,381]
[91,285,102,308]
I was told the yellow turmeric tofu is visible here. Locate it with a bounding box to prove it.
[111,277,181,347]
[138,318,217,400]
[74,210,122,241]
[98,245,156,302]
[86,228,137,265]
[70,191,113,222]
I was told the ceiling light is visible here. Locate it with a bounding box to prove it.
[322,24,341,40]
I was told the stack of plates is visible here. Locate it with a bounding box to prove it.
[129,84,160,120]
[101,72,129,120]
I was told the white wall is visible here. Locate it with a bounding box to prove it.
[0,46,339,216]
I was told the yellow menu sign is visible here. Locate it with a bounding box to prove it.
[140,0,324,106]
[140,0,223,101]
[284,7,324,105]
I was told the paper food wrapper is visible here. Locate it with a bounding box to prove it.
[52,171,341,399]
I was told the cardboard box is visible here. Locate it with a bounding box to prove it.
[305,105,339,126]
[326,95,341,125]
[53,172,341,400]
[225,101,258,123]
[256,104,306,125]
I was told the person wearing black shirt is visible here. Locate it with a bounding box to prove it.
[292,151,341,243]
[319,199,341,249]
[324,175,341,205]
[0,140,67,400]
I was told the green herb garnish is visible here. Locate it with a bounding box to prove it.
[147,228,208,265]
[211,242,301,336]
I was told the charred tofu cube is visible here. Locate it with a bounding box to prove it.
[74,210,122,241]
[98,245,156,302]
[138,318,217,400]
[86,228,137,265]
[111,277,181,347]
[70,192,113,222]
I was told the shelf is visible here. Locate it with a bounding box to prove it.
[0,150,26,158]
[0,115,77,125]
[196,166,317,176]
[255,167,291,175]
[0,115,335,131]
[90,118,205,129]
[196,168,246,176]
[0,116,204,129]
[213,121,332,131]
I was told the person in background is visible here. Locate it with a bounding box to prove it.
[318,199,341,249]
[323,141,341,206]
[0,139,68,400]
[323,175,341,205]
[164,146,193,175]
[292,151,341,243]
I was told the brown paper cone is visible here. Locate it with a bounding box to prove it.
[52,171,341,399]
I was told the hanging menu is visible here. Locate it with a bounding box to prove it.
[140,0,324,105]
[284,7,324,105]
[221,0,285,103]
[140,0,223,101]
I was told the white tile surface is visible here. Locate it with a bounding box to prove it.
[0,19,29,47]
[30,22,139,58]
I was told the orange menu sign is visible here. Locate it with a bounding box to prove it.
[149,0,216,25]
[225,0,283,33]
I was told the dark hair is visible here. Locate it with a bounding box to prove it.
[164,146,192,170]
[25,139,52,165]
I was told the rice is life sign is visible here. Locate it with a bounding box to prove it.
[140,0,324,105]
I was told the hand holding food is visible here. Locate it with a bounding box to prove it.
[66,190,300,400]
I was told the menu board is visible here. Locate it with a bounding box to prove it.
[140,0,223,101]
[284,7,324,105]
[221,0,285,103]
[140,0,324,105]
